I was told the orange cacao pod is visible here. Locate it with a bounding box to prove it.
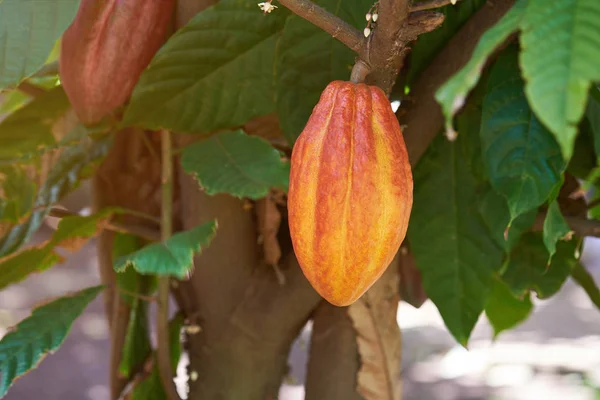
[288,81,413,306]
[60,0,175,125]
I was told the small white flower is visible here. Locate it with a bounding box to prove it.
[258,1,277,13]
[366,13,372,21]
[372,13,378,22]
[364,27,371,37]
[451,0,458,4]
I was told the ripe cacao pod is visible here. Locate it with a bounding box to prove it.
[288,81,413,306]
[60,0,175,125]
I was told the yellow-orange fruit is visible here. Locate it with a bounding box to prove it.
[60,0,175,125]
[288,81,413,306]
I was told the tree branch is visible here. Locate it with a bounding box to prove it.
[409,0,460,12]
[399,0,517,166]
[157,130,181,400]
[276,0,366,57]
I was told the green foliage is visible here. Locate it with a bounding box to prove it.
[0,86,71,163]
[571,263,600,310]
[0,285,103,397]
[502,233,580,299]
[129,314,184,400]
[114,221,218,278]
[480,47,565,222]
[520,0,600,160]
[408,131,504,345]
[0,166,36,223]
[435,0,527,136]
[276,0,372,143]
[181,130,289,199]
[485,275,533,338]
[0,209,117,291]
[406,0,486,84]
[542,201,572,263]
[123,0,288,133]
[0,134,112,257]
[0,0,79,89]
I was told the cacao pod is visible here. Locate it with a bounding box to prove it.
[288,81,413,307]
[60,0,175,125]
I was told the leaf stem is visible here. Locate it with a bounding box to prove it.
[157,129,181,400]
[276,0,367,58]
[570,263,600,310]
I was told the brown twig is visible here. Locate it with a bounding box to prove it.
[157,130,181,400]
[48,207,160,242]
[410,0,460,12]
[276,0,367,58]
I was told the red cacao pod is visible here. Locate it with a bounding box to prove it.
[288,81,413,307]
[60,0,175,125]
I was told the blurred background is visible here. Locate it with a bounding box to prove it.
[1,181,599,400]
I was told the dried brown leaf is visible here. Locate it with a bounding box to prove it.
[348,264,402,400]
[255,192,282,269]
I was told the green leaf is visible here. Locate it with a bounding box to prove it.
[502,232,579,299]
[119,297,152,378]
[406,0,486,84]
[542,201,572,263]
[49,208,117,250]
[0,166,36,223]
[0,135,112,257]
[123,0,288,133]
[481,46,565,221]
[520,0,600,160]
[435,0,527,134]
[276,0,372,143]
[0,247,62,292]
[114,221,218,278]
[571,262,600,310]
[0,0,80,89]
[477,185,537,252]
[0,86,71,163]
[129,314,184,400]
[0,285,103,397]
[0,90,31,115]
[408,133,504,346]
[485,275,533,338]
[587,86,600,157]
[181,130,289,199]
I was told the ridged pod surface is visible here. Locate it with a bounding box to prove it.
[60,0,175,125]
[288,81,413,306]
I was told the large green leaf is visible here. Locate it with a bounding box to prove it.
[481,47,565,221]
[435,0,527,135]
[0,247,62,292]
[485,275,533,338]
[114,221,218,278]
[181,130,289,199]
[587,86,600,157]
[0,135,112,257]
[0,166,36,223]
[520,0,600,160]
[129,314,184,400]
[408,133,504,345]
[542,201,572,263]
[0,0,79,89]
[0,86,71,163]
[477,185,537,253]
[502,233,579,299]
[406,0,486,84]
[276,0,372,144]
[0,285,102,397]
[123,0,288,133]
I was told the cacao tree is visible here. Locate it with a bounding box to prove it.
[0,0,599,399]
